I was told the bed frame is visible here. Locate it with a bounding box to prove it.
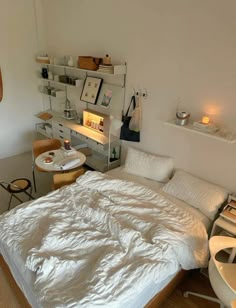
[0,254,187,308]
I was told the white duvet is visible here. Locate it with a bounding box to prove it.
[0,171,208,308]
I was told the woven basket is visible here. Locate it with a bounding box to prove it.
[78,56,102,71]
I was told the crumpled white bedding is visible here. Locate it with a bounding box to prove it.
[0,171,209,308]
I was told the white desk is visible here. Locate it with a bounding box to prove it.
[35,149,86,172]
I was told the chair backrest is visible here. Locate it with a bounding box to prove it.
[33,139,61,158]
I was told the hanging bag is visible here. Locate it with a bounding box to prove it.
[129,96,142,132]
[120,95,140,142]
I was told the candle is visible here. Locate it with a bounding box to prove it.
[64,139,71,150]
[201,116,210,125]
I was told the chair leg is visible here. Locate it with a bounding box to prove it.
[23,186,34,201]
[32,168,37,193]
[184,291,224,308]
[29,185,33,201]
[8,193,23,211]
[8,193,13,211]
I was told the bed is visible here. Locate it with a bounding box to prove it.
[0,148,228,308]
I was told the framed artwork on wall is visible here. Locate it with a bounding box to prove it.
[80,76,103,105]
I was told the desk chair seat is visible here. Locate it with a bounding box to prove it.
[0,178,34,211]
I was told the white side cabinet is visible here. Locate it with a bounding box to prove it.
[211,208,236,263]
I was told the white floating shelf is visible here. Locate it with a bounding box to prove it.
[37,62,127,76]
[39,78,79,89]
[165,120,236,144]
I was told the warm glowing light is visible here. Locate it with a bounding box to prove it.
[201,116,210,125]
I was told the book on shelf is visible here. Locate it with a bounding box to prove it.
[97,64,114,73]
[220,202,236,224]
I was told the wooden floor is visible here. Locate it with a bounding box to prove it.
[0,255,218,308]
[160,270,218,308]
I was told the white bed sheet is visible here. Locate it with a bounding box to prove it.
[0,169,209,308]
[107,167,212,230]
[0,241,179,308]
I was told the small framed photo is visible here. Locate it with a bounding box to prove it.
[101,90,113,108]
[97,84,123,109]
[80,76,103,105]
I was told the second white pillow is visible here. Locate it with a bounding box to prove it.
[124,147,174,183]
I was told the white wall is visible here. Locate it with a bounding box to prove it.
[0,0,43,158]
[1,0,233,192]
[41,0,236,192]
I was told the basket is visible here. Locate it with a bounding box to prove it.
[78,56,102,71]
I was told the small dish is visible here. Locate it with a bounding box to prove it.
[43,156,54,164]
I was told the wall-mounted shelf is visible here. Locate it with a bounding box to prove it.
[40,78,80,89]
[40,92,65,99]
[35,57,126,173]
[37,62,127,76]
[165,120,236,144]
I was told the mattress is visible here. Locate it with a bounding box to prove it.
[0,169,209,307]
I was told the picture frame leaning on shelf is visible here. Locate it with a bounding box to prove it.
[80,76,103,105]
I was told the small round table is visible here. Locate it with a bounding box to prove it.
[35,149,86,172]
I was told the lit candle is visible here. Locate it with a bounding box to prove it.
[64,139,71,150]
[201,116,210,125]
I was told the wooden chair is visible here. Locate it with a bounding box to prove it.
[32,139,61,192]
[52,168,86,190]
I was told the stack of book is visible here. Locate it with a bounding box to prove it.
[97,64,113,74]
[220,199,236,223]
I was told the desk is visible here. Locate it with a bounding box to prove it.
[35,149,86,172]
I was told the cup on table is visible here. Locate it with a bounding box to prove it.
[64,139,71,150]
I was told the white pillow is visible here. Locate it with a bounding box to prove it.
[162,170,228,220]
[123,147,174,183]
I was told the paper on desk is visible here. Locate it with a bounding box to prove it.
[56,158,81,170]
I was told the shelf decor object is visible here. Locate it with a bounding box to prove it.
[193,116,218,133]
[36,55,50,64]
[80,76,103,105]
[78,56,102,71]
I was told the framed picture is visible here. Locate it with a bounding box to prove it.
[101,89,113,108]
[80,76,103,105]
[97,84,124,110]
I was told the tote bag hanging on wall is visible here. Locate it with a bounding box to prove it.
[120,95,140,142]
[129,96,142,132]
